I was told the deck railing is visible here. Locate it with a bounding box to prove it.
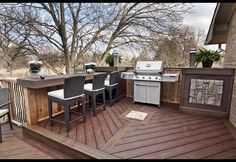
[0,77,27,126]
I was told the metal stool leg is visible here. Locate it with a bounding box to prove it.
[109,88,112,106]
[64,105,70,133]
[103,90,106,110]
[92,94,96,117]
[82,97,86,122]
[7,112,13,129]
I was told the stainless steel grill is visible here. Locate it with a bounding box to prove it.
[121,61,179,107]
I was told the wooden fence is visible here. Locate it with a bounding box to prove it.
[0,77,27,126]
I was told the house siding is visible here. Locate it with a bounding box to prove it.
[224,8,236,128]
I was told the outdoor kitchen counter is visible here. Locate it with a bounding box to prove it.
[17,73,97,89]
[17,73,102,126]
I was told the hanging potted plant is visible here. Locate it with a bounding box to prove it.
[195,48,223,68]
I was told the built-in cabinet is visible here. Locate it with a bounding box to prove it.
[134,81,161,106]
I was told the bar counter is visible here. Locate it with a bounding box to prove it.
[17,74,95,89]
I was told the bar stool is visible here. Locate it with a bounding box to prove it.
[105,71,119,106]
[84,73,106,116]
[48,75,86,133]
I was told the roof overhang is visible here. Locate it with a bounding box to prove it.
[205,3,236,45]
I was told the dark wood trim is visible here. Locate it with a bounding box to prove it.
[181,68,235,75]
[23,125,120,159]
[95,66,127,73]
[180,106,228,118]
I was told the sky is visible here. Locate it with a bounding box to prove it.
[182,3,221,50]
[127,3,219,56]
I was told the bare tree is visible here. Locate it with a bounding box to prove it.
[0,3,192,73]
[0,11,31,74]
[97,3,192,65]
[151,25,203,67]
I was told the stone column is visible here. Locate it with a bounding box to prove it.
[189,48,197,67]
[113,53,120,67]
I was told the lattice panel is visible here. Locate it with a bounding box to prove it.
[189,79,223,106]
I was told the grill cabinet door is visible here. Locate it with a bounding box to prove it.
[146,81,161,105]
[134,81,147,103]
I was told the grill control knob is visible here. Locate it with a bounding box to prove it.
[143,76,145,79]
[155,77,158,80]
[149,77,151,79]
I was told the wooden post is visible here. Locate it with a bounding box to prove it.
[24,88,38,125]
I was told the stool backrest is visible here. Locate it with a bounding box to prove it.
[93,73,106,90]
[64,75,85,98]
[0,88,9,110]
[109,71,119,85]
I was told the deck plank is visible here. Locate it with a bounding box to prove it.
[113,128,229,158]
[84,114,97,148]
[170,139,236,159]
[117,119,223,145]
[105,120,225,153]
[133,134,234,159]
[102,110,119,135]
[206,147,236,159]
[90,114,106,149]
[96,112,113,142]
[76,122,86,143]
[35,98,236,159]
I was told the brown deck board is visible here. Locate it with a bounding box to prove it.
[102,110,119,135]
[133,133,234,159]
[129,114,206,131]
[96,112,113,142]
[104,120,225,153]
[91,114,106,149]
[106,109,123,129]
[171,139,236,159]
[33,98,236,159]
[84,114,97,148]
[117,119,223,145]
[0,124,70,159]
[113,128,229,158]
[77,122,86,143]
[124,116,215,137]
[206,147,236,159]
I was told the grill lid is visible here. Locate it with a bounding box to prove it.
[134,61,164,74]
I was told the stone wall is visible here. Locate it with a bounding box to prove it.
[223,8,236,127]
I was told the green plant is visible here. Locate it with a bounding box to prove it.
[28,60,43,72]
[195,48,223,68]
[105,53,121,66]
[84,62,96,73]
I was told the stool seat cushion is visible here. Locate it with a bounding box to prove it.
[84,83,104,91]
[48,89,84,100]
[0,109,8,116]
[105,80,118,87]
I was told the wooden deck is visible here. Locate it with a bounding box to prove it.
[27,98,236,159]
[0,123,71,159]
